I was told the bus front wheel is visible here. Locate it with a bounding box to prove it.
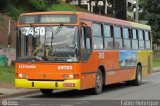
[92,69,103,95]
[40,89,53,95]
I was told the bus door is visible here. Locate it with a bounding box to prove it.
[81,26,92,62]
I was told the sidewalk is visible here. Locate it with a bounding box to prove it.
[0,88,39,99]
[0,67,160,99]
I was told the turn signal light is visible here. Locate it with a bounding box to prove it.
[62,74,79,79]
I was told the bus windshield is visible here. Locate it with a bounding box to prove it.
[16,26,79,62]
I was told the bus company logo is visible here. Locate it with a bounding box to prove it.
[19,65,37,69]
[58,65,73,70]
[2,100,7,106]
[2,100,19,106]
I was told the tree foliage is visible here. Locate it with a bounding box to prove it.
[139,0,160,47]
[0,0,62,19]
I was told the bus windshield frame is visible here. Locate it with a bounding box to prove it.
[16,25,80,63]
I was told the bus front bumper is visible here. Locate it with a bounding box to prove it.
[15,79,80,90]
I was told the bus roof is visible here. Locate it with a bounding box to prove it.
[78,12,131,27]
[19,11,151,30]
[130,22,151,31]
[78,12,151,30]
[20,11,77,16]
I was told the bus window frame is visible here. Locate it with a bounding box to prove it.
[144,30,151,50]
[131,28,139,50]
[122,27,131,50]
[138,29,145,50]
[81,26,92,62]
[103,24,114,50]
[92,23,104,50]
[113,25,123,50]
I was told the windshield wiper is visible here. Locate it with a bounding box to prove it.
[17,56,43,62]
[51,24,63,48]
[43,24,63,60]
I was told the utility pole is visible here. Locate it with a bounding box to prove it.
[8,18,11,48]
[113,0,116,17]
[104,0,107,15]
[135,0,139,22]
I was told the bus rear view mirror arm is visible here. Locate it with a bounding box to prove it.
[8,28,16,48]
[84,27,91,38]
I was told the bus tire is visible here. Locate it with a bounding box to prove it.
[127,65,142,86]
[133,65,142,86]
[91,69,103,95]
[40,89,53,95]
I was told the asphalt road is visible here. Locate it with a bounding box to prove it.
[7,72,160,106]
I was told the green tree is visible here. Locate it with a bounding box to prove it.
[0,0,7,11]
[139,0,160,49]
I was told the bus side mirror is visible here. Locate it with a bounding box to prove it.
[84,27,91,38]
[8,28,16,47]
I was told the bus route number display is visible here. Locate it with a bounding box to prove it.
[40,16,70,23]
[19,14,77,24]
[24,27,45,36]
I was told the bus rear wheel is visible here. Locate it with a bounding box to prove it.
[92,69,103,95]
[133,65,142,86]
[127,65,142,86]
[40,89,53,95]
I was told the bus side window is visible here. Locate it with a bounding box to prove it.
[114,26,123,49]
[92,23,103,50]
[123,27,131,49]
[81,27,92,62]
[145,31,151,49]
[138,30,144,50]
[103,24,113,49]
[131,29,138,50]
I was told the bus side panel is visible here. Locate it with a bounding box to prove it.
[106,69,136,85]
[105,50,120,84]
[106,50,136,84]
[80,50,137,89]
[80,50,119,89]
[80,52,100,89]
[137,50,153,77]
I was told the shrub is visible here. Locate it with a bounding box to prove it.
[7,5,24,20]
[47,2,76,11]
[27,0,46,11]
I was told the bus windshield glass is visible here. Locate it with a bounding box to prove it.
[16,26,79,62]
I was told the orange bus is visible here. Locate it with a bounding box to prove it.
[12,11,152,95]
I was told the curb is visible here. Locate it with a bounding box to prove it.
[153,67,160,73]
[0,90,40,99]
[153,70,160,73]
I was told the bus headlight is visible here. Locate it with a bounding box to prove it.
[18,73,23,78]
[69,74,74,79]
